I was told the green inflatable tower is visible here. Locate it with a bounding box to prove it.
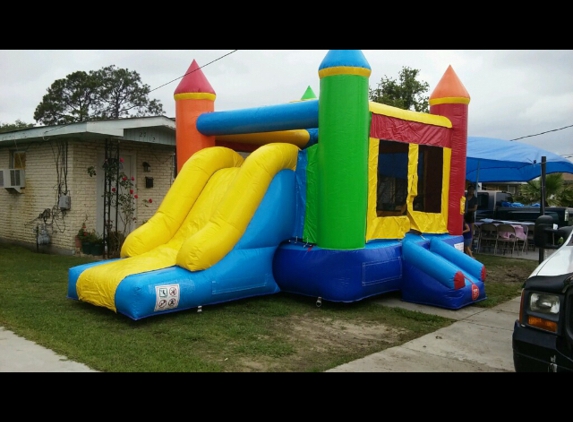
[316,50,372,250]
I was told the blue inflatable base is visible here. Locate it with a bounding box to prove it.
[273,239,403,302]
[273,233,487,310]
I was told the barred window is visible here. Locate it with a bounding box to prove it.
[11,150,26,169]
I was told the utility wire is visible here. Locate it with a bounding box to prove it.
[510,124,573,141]
[148,50,238,94]
[117,50,238,115]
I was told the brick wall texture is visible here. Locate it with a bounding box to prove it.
[0,138,175,255]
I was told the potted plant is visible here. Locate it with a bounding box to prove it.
[77,224,90,252]
[79,229,101,255]
[91,232,104,256]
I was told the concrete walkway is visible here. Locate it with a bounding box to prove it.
[0,327,96,372]
[328,295,520,372]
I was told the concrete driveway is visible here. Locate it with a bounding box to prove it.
[327,295,520,372]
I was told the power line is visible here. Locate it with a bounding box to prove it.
[149,50,238,94]
[116,50,238,115]
[510,124,573,141]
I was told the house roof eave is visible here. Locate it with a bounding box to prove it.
[0,116,176,146]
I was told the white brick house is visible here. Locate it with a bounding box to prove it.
[0,116,176,256]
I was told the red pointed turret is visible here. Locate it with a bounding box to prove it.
[174,60,216,99]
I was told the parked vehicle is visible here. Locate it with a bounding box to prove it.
[475,190,571,227]
[512,221,573,372]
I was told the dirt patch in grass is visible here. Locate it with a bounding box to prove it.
[233,315,408,372]
[286,316,406,351]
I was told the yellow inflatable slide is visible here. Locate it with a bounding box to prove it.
[68,143,299,319]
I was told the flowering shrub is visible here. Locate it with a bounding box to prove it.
[76,223,100,244]
[87,156,138,256]
[77,223,89,239]
[114,177,136,225]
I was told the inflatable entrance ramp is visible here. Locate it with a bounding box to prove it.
[401,234,487,309]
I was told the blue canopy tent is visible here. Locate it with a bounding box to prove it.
[466,136,573,183]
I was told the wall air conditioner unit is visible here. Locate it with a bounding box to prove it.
[0,169,25,193]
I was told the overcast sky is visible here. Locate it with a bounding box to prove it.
[1,50,571,160]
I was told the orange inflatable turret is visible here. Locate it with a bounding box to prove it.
[429,65,471,236]
[173,60,216,173]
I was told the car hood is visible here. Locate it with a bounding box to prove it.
[530,230,573,277]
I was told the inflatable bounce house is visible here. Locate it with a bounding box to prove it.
[68,50,487,320]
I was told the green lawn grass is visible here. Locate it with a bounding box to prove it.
[0,243,537,372]
[473,253,538,307]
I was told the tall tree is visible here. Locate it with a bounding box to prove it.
[369,66,430,113]
[0,119,34,133]
[34,71,98,125]
[92,65,164,119]
[34,66,165,125]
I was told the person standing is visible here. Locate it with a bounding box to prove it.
[463,214,474,258]
[465,184,478,237]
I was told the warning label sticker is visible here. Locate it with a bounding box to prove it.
[154,284,180,312]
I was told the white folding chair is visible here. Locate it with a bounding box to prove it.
[496,224,518,255]
[516,224,528,254]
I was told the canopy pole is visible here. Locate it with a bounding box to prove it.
[539,156,546,264]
